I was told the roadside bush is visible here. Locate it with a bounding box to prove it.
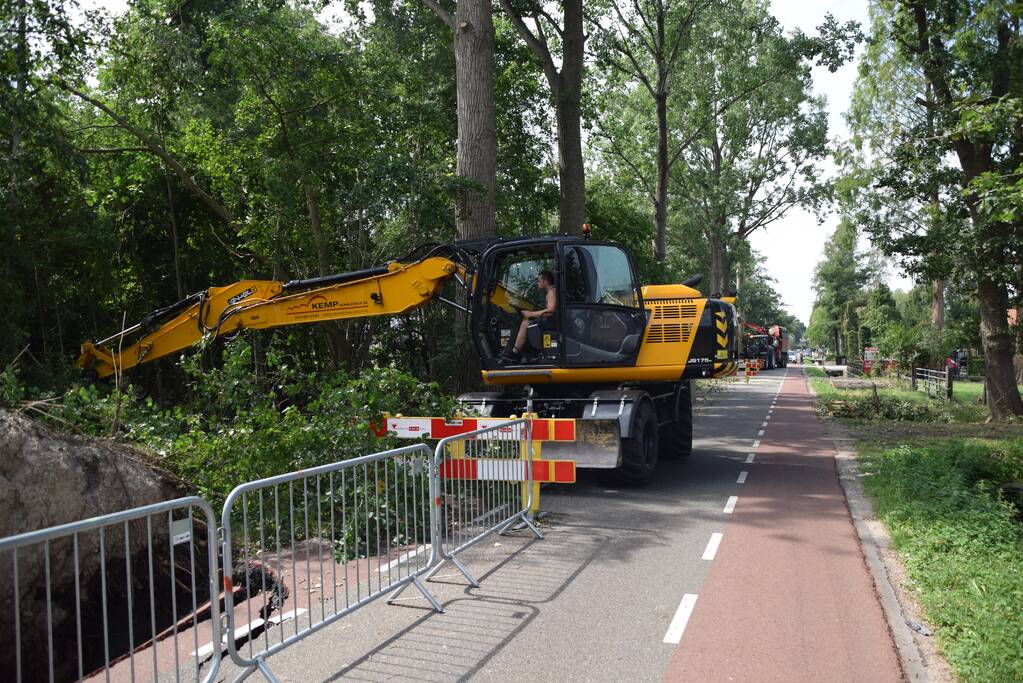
[819,396,941,421]
[6,338,456,500]
[814,394,949,421]
[8,339,458,564]
[0,363,23,407]
[860,439,1023,682]
[879,322,922,377]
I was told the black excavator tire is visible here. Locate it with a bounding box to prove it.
[660,384,693,459]
[614,401,659,486]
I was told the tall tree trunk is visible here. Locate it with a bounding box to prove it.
[302,175,347,369]
[977,277,1023,417]
[708,231,726,294]
[654,93,669,261]
[499,0,585,236]
[957,162,1022,417]
[302,177,330,276]
[6,2,26,291]
[911,7,1020,417]
[931,278,944,329]
[556,0,585,235]
[926,85,943,331]
[453,0,497,239]
[13,2,26,157]
[652,6,670,261]
[555,81,585,235]
[421,0,498,390]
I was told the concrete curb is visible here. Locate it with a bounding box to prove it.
[804,371,954,682]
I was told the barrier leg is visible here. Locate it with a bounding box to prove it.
[425,554,478,586]
[230,664,257,683]
[449,555,480,587]
[496,511,544,539]
[516,511,544,539]
[256,660,282,683]
[412,576,445,611]
[424,557,447,580]
[386,576,444,612]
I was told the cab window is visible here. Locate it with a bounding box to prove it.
[562,244,644,366]
[564,245,639,307]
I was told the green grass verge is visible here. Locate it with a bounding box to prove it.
[810,377,989,423]
[953,380,1023,408]
[858,438,1023,682]
[804,366,827,378]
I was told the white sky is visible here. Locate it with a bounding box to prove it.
[758,0,912,323]
[83,0,909,324]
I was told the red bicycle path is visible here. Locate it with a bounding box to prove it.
[664,370,905,682]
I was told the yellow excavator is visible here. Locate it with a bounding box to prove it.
[78,234,739,484]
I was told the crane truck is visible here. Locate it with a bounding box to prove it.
[78,234,740,484]
[741,322,788,370]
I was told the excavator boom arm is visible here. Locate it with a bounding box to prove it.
[78,256,461,379]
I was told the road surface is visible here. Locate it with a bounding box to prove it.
[209,369,903,682]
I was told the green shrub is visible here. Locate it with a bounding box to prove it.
[817,396,948,422]
[860,439,1023,682]
[0,363,23,407]
[51,342,459,562]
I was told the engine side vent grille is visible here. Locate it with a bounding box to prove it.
[646,322,694,344]
[647,300,700,343]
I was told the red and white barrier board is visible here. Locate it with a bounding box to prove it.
[439,458,576,484]
[370,416,576,442]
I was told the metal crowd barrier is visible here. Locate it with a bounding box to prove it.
[0,497,222,683]
[219,443,440,681]
[0,423,541,682]
[421,418,542,588]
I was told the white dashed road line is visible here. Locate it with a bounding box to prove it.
[736,471,748,484]
[752,440,760,448]
[663,594,699,644]
[723,496,738,514]
[745,453,755,463]
[701,533,723,561]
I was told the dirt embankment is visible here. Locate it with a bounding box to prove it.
[0,409,195,681]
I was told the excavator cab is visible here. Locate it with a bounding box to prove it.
[472,238,645,371]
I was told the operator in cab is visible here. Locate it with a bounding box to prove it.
[500,270,556,365]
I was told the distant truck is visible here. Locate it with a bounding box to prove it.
[768,325,788,368]
[742,322,789,369]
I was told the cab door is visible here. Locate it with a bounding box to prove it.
[560,243,645,367]
[471,243,558,367]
